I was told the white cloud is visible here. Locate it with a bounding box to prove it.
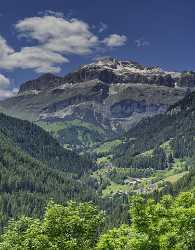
[0,73,10,89]
[135,39,150,48]
[0,46,68,73]
[16,16,99,55]
[0,14,127,74]
[103,34,127,47]
[0,73,16,100]
[0,89,16,100]
[0,36,14,58]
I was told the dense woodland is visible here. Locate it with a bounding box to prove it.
[0,129,100,229]
[0,113,94,175]
[0,91,194,248]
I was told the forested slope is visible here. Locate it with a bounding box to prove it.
[113,91,195,169]
[0,129,100,229]
[0,113,100,229]
[0,113,94,175]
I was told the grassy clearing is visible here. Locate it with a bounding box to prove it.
[38,119,109,147]
[38,119,105,135]
[164,171,189,184]
[102,181,132,197]
[93,139,123,154]
[160,140,173,155]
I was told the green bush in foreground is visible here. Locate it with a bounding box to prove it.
[97,192,195,250]
[0,201,104,250]
[0,192,195,249]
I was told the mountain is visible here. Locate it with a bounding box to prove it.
[0,57,191,150]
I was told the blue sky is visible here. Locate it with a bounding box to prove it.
[0,0,195,99]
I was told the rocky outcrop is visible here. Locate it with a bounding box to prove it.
[18,73,63,94]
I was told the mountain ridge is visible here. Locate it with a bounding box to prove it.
[18,57,184,95]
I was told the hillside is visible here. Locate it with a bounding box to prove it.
[0,113,100,229]
[113,90,195,167]
[0,85,194,236]
[0,113,93,175]
[0,129,100,230]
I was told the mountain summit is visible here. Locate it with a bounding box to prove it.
[62,57,176,87]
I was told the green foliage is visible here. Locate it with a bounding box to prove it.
[0,201,104,250]
[96,225,132,250]
[0,191,195,250]
[97,192,195,250]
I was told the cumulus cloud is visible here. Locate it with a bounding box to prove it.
[103,34,127,47]
[0,46,68,73]
[135,39,150,48]
[0,14,127,75]
[0,36,14,58]
[15,16,99,55]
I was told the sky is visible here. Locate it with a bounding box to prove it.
[0,0,195,99]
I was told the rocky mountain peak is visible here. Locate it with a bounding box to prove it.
[63,57,175,86]
[81,57,161,72]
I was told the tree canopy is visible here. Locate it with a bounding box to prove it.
[0,192,195,249]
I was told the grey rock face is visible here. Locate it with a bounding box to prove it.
[111,100,167,118]
[19,73,64,94]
